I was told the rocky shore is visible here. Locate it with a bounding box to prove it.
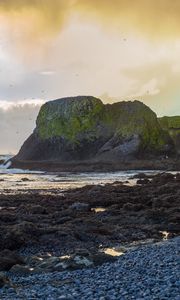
[0,172,180,253]
[0,172,179,298]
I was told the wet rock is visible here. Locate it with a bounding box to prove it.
[2,221,40,250]
[0,272,9,288]
[175,173,180,181]
[25,255,45,267]
[152,173,175,184]
[12,250,117,275]
[21,178,30,182]
[0,250,25,271]
[92,253,117,266]
[10,264,34,275]
[167,223,180,233]
[137,178,150,184]
[29,205,47,214]
[0,172,179,255]
[70,202,90,211]
[131,173,148,179]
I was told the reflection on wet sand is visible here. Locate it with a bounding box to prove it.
[0,170,160,194]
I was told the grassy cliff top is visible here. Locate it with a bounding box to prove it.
[159,116,180,130]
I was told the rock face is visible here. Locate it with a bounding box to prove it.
[159,116,180,154]
[14,96,174,163]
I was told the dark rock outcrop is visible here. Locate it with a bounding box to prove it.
[13,96,174,165]
[0,250,25,271]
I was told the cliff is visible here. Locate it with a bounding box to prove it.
[159,116,180,154]
[13,96,174,165]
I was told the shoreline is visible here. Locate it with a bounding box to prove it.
[0,237,179,299]
[11,158,180,172]
[0,172,179,254]
[0,171,179,298]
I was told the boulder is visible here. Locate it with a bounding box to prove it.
[12,96,174,165]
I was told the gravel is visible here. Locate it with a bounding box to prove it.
[0,237,179,300]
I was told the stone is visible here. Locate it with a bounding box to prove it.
[137,178,150,184]
[0,250,25,271]
[12,97,174,166]
[21,178,30,182]
[10,264,35,275]
[2,221,39,250]
[0,272,9,288]
[70,202,90,211]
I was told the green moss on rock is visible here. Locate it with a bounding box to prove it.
[159,116,180,129]
[36,97,172,154]
[16,96,175,162]
[37,96,105,142]
[104,101,169,152]
[159,116,180,153]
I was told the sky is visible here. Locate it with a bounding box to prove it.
[0,0,180,153]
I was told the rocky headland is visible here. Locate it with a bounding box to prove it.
[11,96,179,171]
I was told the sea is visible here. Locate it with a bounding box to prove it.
[0,154,161,193]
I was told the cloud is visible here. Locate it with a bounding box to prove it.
[0,0,180,62]
[0,23,179,116]
[0,0,179,127]
[0,0,180,34]
[127,78,160,98]
[0,0,73,61]
[0,100,43,154]
[120,61,180,116]
[78,0,180,41]
[1,0,180,37]
[0,99,44,110]
[40,71,56,76]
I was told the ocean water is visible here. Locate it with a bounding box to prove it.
[0,155,160,193]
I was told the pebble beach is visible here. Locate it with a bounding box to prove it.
[0,237,179,300]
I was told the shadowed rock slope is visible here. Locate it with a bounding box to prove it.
[14,96,174,163]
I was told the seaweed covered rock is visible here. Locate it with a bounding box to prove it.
[14,96,174,163]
